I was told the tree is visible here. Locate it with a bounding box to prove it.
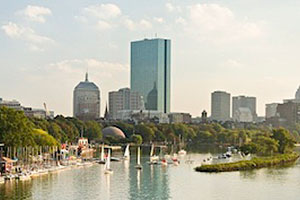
[272,128,295,153]
[0,106,35,147]
[131,134,143,145]
[85,121,102,142]
[135,124,155,142]
[33,129,58,146]
[252,136,279,156]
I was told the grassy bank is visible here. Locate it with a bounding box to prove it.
[195,153,300,173]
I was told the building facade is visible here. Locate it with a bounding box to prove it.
[295,86,300,100]
[73,73,100,121]
[108,88,142,120]
[265,103,279,119]
[130,38,171,113]
[232,96,257,122]
[211,91,231,122]
[168,113,192,124]
[275,101,300,126]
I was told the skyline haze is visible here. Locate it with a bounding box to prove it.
[1,0,300,117]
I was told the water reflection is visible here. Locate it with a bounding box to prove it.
[0,153,299,200]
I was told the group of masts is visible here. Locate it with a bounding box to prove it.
[100,143,185,175]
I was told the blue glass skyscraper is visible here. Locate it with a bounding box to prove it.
[130,38,171,113]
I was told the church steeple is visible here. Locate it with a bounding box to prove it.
[104,103,109,120]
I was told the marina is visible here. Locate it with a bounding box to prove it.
[0,150,300,200]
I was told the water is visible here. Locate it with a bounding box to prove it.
[1,152,300,200]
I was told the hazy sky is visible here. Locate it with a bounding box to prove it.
[1,0,300,117]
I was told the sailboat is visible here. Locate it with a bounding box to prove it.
[135,146,142,170]
[98,144,105,164]
[178,135,187,156]
[123,144,130,160]
[104,149,113,174]
[149,144,159,164]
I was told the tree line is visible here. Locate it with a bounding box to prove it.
[0,106,297,156]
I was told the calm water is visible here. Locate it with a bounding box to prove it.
[1,151,300,200]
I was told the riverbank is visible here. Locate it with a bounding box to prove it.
[195,153,300,173]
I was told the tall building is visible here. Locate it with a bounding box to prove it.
[130,38,171,113]
[211,91,230,122]
[265,103,279,119]
[295,86,300,100]
[108,88,142,120]
[232,96,257,122]
[73,73,100,121]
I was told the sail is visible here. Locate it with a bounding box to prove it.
[124,144,130,158]
[137,147,141,165]
[101,145,104,161]
[107,149,111,169]
[150,144,154,157]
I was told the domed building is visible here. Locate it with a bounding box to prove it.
[102,126,126,138]
[73,72,100,121]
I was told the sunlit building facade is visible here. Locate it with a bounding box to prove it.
[73,73,100,121]
[130,38,171,113]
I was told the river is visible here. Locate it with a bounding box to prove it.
[1,150,300,200]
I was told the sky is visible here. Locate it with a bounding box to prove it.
[1,0,300,117]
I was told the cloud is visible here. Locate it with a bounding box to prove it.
[78,3,152,32]
[174,3,263,43]
[165,2,182,13]
[153,17,164,24]
[83,3,121,20]
[47,59,128,76]
[2,22,54,51]
[220,59,244,70]
[19,5,52,23]
[97,20,113,31]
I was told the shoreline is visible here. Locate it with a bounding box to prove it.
[195,153,300,173]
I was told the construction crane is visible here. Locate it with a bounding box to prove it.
[43,103,50,119]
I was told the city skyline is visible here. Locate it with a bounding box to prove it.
[1,0,300,117]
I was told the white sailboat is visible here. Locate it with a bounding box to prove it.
[178,135,187,156]
[98,144,105,164]
[149,144,159,164]
[135,146,142,170]
[123,144,130,160]
[104,149,113,174]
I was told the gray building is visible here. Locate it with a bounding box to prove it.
[108,88,142,120]
[130,38,171,113]
[73,73,100,121]
[232,96,257,122]
[211,91,231,122]
[296,86,300,100]
[265,103,279,119]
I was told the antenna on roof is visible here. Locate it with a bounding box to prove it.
[155,33,157,38]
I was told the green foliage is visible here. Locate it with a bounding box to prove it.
[33,129,58,146]
[130,134,143,145]
[0,106,35,147]
[84,121,102,142]
[252,136,279,156]
[272,128,295,153]
[134,124,155,142]
[195,153,300,173]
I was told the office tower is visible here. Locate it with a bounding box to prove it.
[232,96,257,122]
[130,38,171,113]
[73,73,100,121]
[295,86,300,100]
[108,88,142,120]
[211,91,230,122]
[265,103,279,119]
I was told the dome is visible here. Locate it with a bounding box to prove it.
[102,126,126,138]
